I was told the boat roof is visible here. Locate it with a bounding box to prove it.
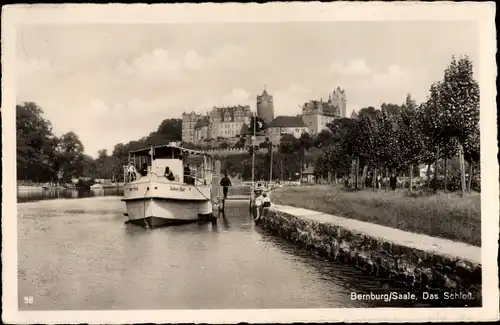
[129,144,213,158]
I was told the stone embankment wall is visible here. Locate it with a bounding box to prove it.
[258,204,482,306]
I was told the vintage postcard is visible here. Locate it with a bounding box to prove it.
[2,2,499,324]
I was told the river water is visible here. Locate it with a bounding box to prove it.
[17,188,429,310]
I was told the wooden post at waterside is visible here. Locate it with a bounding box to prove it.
[211,159,222,212]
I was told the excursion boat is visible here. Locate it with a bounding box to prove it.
[122,143,219,228]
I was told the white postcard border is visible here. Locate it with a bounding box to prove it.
[2,2,498,323]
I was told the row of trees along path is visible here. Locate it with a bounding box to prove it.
[314,55,479,196]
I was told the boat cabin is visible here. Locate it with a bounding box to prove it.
[123,144,215,186]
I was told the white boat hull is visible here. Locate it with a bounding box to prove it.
[122,177,216,227]
[125,198,212,225]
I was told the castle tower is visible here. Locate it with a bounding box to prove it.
[256,86,275,124]
[330,87,347,118]
[182,111,202,144]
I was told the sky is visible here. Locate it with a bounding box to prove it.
[16,21,478,157]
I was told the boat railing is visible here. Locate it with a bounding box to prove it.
[122,164,213,185]
[184,166,212,186]
[123,165,140,183]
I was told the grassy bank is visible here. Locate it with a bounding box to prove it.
[271,185,481,246]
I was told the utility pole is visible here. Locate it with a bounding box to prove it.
[269,142,273,183]
[251,112,256,188]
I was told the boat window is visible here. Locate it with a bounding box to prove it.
[153,146,183,159]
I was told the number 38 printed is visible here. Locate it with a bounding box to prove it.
[24,296,34,304]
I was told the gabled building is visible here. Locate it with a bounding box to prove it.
[302,98,339,134]
[208,105,252,139]
[266,115,309,144]
[193,115,211,143]
[301,87,346,135]
[301,165,316,184]
[182,112,204,144]
[187,105,253,145]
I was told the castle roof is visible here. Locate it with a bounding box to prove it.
[211,105,251,122]
[350,110,359,120]
[267,115,307,128]
[182,111,198,116]
[257,88,272,99]
[303,100,339,116]
[194,116,210,128]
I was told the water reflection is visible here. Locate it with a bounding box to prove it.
[257,231,435,308]
[17,188,124,203]
[220,212,231,230]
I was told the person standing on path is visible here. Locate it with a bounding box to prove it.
[254,190,271,221]
[389,173,397,191]
[220,173,232,199]
[376,174,381,190]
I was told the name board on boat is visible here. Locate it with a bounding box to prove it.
[128,186,139,191]
[170,186,186,192]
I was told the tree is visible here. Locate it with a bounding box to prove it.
[299,132,314,151]
[81,154,98,179]
[353,113,377,188]
[358,106,380,120]
[373,107,400,188]
[421,82,446,192]
[156,118,182,141]
[55,131,85,181]
[463,126,480,191]
[97,149,108,160]
[313,129,332,148]
[233,137,246,149]
[112,143,126,159]
[438,55,480,195]
[398,94,425,192]
[278,134,299,154]
[314,141,351,183]
[380,103,402,118]
[16,102,58,182]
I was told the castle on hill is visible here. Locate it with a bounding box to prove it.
[181,86,347,146]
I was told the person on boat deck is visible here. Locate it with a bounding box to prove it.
[127,161,137,181]
[220,173,232,199]
[164,166,175,181]
[184,164,192,184]
[140,163,148,177]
